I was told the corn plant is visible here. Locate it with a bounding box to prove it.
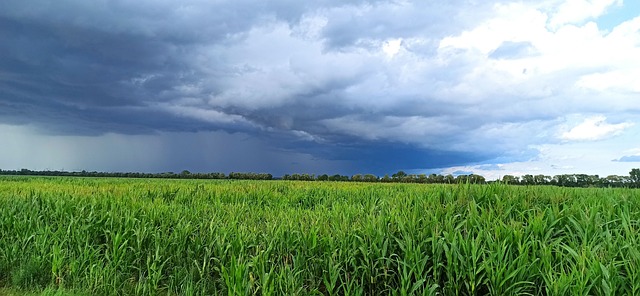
[1,176,639,295]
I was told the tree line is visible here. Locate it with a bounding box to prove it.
[1,168,639,188]
[282,171,487,184]
[284,170,640,188]
[501,169,640,188]
[0,169,269,180]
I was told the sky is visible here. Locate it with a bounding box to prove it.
[0,0,639,179]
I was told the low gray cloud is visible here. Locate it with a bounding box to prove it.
[614,155,640,162]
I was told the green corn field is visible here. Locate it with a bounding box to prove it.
[1,176,640,295]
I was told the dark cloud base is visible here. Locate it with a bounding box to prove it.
[286,140,492,175]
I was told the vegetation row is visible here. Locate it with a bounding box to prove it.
[1,177,640,295]
[1,168,639,188]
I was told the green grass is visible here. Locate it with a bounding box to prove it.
[0,287,88,296]
[1,176,640,295]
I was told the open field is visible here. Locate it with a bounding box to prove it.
[1,176,640,295]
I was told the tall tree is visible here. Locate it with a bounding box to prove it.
[502,175,519,185]
[392,171,407,182]
[630,169,640,188]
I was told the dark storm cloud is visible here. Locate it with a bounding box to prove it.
[7,0,632,175]
[328,144,491,175]
[0,0,380,131]
[0,0,493,127]
[0,15,185,132]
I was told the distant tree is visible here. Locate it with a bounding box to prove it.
[317,174,329,181]
[502,175,519,185]
[425,174,442,184]
[468,174,485,184]
[286,173,312,181]
[329,174,349,182]
[631,169,640,188]
[444,174,455,184]
[588,175,601,187]
[575,174,590,187]
[454,175,468,184]
[426,174,437,184]
[401,175,418,183]
[381,174,392,182]
[533,175,549,185]
[521,174,534,185]
[417,174,428,183]
[392,171,407,181]
[603,175,624,187]
[363,174,378,182]
[210,172,226,179]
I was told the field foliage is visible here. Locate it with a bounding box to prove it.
[1,176,640,295]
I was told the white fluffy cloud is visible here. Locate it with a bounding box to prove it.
[548,0,622,29]
[561,116,634,141]
[437,3,640,97]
